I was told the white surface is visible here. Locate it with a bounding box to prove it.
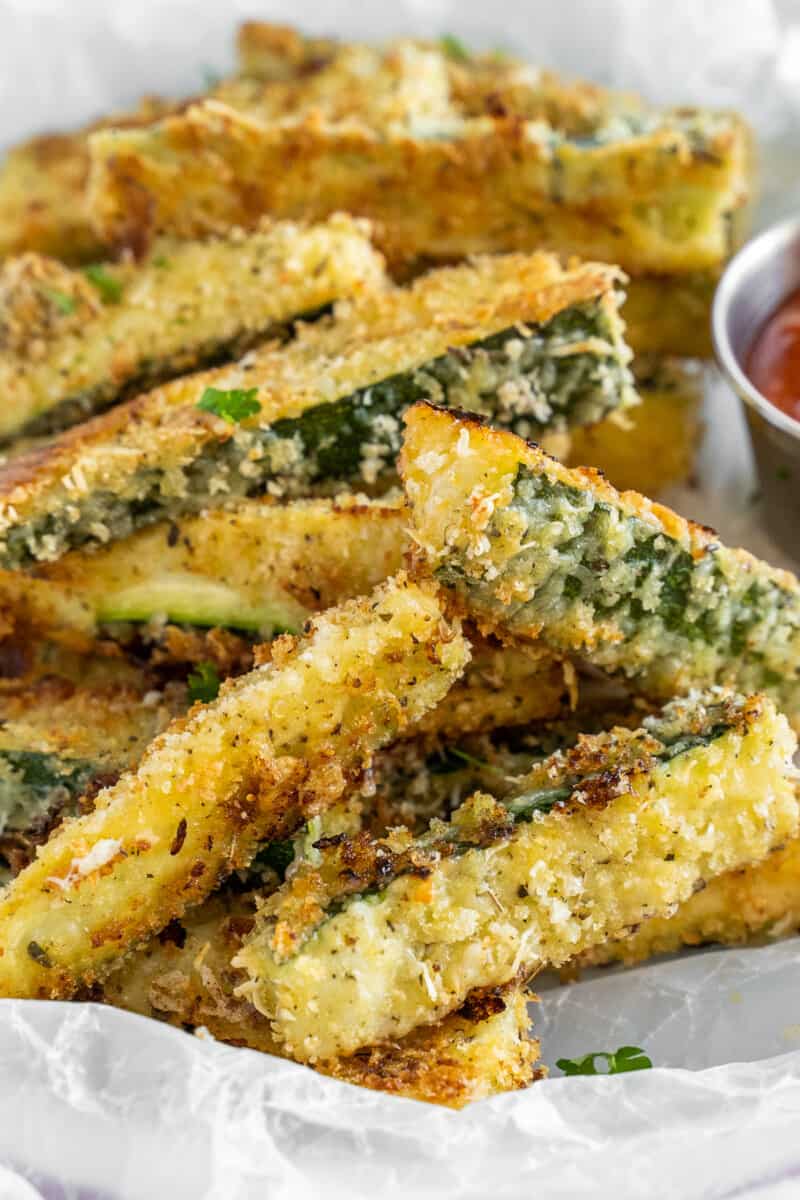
[4,996,800,1200]
[1,2,800,1197]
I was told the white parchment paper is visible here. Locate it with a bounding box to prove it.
[1,2,800,1196]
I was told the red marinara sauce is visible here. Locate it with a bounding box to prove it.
[747,287,800,422]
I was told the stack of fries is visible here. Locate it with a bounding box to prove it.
[0,24,795,1110]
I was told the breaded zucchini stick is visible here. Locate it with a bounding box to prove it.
[233,25,730,360]
[87,89,751,280]
[102,886,539,1108]
[0,216,385,442]
[0,575,468,999]
[235,692,798,1060]
[3,498,567,719]
[0,254,634,569]
[623,272,717,358]
[8,497,409,644]
[567,357,703,494]
[0,494,571,731]
[0,677,183,882]
[0,98,176,263]
[580,837,800,968]
[235,23,635,132]
[401,404,800,717]
[0,34,455,264]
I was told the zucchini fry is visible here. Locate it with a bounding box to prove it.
[0,36,454,264]
[623,272,717,358]
[0,496,571,732]
[0,254,634,569]
[102,889,539,1108]
[235,692,798,1060]
[0,98,176,264]
[235,23,635,132]
[581,837,800,968]
[0,216,385,442]
[236,22,339,81]
[401,403,800,717]
[417,640,573,741]
[5,497,408,644]
[0,676,183,882]
[567,357,702,494]
[0,575,468,999]
[235,29,730,361]
[87,89,751,280]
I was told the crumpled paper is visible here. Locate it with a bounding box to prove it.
[1,2,800,1197]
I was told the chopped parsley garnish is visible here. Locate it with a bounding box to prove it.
[439,33,470,61]
[187,661,221,704]
[152,254,170,269]
[42,287,76,315]
[556,1045,652,1076]
[197,386,262,424]
[83,264,123,304]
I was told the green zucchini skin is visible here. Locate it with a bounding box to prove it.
[1,298,632,568]
[437,463,800,712]
[402,404,800,716]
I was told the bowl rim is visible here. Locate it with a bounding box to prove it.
[712,213,800,440]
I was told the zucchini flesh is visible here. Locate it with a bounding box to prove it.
[401,403,800,718]
[95,576,296,634]
[581,836,800,968]
[235,691,798,1060]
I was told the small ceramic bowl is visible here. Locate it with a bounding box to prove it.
[712,216,800,559]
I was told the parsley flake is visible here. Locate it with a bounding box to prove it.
[187,662,221,704]
[439,33,470,61]
[197,386,261,423]
[556,1045,652,1076]
[84,264,123,304]
[42,287,76,315]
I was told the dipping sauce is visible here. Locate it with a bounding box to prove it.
[747,287,800,422]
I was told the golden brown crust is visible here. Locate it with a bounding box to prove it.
[87,97,752,276]
[567,357,703,493]
[0,575,468,999]
[320,985,542,1106]
[0,252,613,541]
[236,22,338,79]
[579,837,800,968]
[0,97,178,262]
[401,400,800,594]
[103,887,540,1107]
